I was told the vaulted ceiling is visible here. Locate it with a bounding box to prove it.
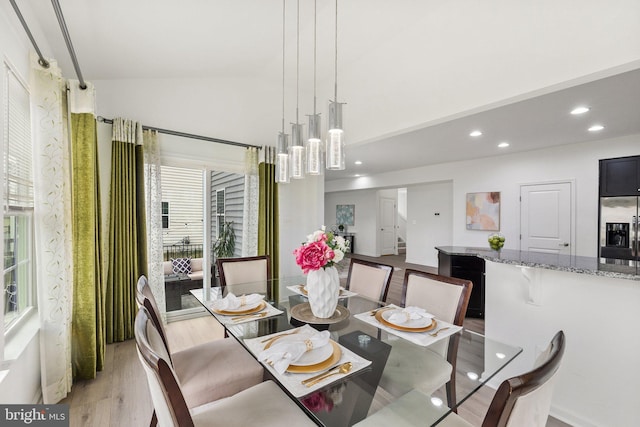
[18,0,640,181]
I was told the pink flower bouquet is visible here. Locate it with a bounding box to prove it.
[293,226,349,274]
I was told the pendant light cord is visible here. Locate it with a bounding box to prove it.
[334,0,338,102]
[313,0,317,116]
[281,0,286,134]
[296,0,300,125]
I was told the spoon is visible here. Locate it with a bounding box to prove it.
[302,362,353,387]
[429,327,450,337]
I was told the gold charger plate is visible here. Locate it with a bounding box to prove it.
[213,300,266,316]
[271,340,341,374]
[290,303,350,324]
[375,310,437,332]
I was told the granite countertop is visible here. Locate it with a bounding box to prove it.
[435,246,640,281]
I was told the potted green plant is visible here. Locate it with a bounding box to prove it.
[213,221,236,259]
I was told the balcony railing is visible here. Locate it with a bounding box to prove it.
[163,244,203,261]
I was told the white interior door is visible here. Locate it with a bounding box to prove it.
[379,197,397,255]
[520,182,573,255]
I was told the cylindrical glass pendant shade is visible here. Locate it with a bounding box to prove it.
[276,132,290,183]
[326,100,345,170]
[290,123,305,179]
[326,129,345,170]
[306,139,323,175]
[328,100,344,131]
[306,113,323,175]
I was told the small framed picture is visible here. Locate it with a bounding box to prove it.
[336,204,355,226]
[466,192,500,231]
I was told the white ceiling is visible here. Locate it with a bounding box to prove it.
[20,0,640,182]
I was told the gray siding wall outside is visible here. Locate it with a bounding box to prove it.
[161,166,204,248]
[211,171,244,258]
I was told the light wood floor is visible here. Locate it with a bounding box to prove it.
[62,254,570,426]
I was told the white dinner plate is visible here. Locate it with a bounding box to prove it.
[382,309,434,329]
[276,334,333,366]
[212,299,263,313]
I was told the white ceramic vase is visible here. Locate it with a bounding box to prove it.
[306,266,340,318]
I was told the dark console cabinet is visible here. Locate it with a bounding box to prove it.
[599,156,640,197]
[438,251,485,318]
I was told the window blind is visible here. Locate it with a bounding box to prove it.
[4,65,33,211]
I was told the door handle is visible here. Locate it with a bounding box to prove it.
[559,243,569,247]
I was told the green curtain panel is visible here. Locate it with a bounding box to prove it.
[106,125,147,343]
[258,159,279,301]
[70,113,105,380]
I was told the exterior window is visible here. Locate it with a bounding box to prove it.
[161,201,169,229]
[3,62,35,328]
[216,189,225,236]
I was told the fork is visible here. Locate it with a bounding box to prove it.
[429,327,450,337]
[231,312,268,322]
[260,329,301,345]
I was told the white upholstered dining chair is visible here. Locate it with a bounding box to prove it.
[135,276,264,413]
[355,331,565,427]
[135,306,316,427]
[440,330,565,427]
[345,258,394,302]
[216,255,271,299]
[378,269,472,404]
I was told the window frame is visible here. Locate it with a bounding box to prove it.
[161,201,169,229]
[2,58,37,340]
[215,188,226,237]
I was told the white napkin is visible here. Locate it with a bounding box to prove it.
[388,306,433,325]
[211,293,264,311]
[258,330,330,374]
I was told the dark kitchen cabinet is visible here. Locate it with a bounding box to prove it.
[438,251,485,318]
[600,156,640,197]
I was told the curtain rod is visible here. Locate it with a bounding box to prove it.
[97,117,261,150]
[51,0,87,89]
[9,0,50,68]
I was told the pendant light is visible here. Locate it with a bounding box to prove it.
[290,0,305,179]
[275,0,290,183]
[326,0,346,170]
[306,0,323,175]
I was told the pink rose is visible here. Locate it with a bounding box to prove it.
[302,391,334,413]
[294,241,332,273]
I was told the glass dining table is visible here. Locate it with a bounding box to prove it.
[190,277,521,427]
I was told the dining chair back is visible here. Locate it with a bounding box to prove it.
[401,269,472,326]
[135,306,192,427]
[137,275,173,358]
[345,258,394,302]
[217,255,271,298]
[135,306,316,427]
[482,330,565,427]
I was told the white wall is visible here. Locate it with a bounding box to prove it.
[406,182,453,267]
[279,176,324,284]
[397,188,407,243]
[327,134,640,258]
[325,189,379,257]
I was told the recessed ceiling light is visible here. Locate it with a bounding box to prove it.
[354,174,361,177]
[571,106,590,115]
[498,142,510,148]
[469,130,482,137]
[496,352,506,359]
[588,124,604,132]
[354,160,363,165]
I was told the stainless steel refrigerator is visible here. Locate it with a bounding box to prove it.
[599,196,639,262]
